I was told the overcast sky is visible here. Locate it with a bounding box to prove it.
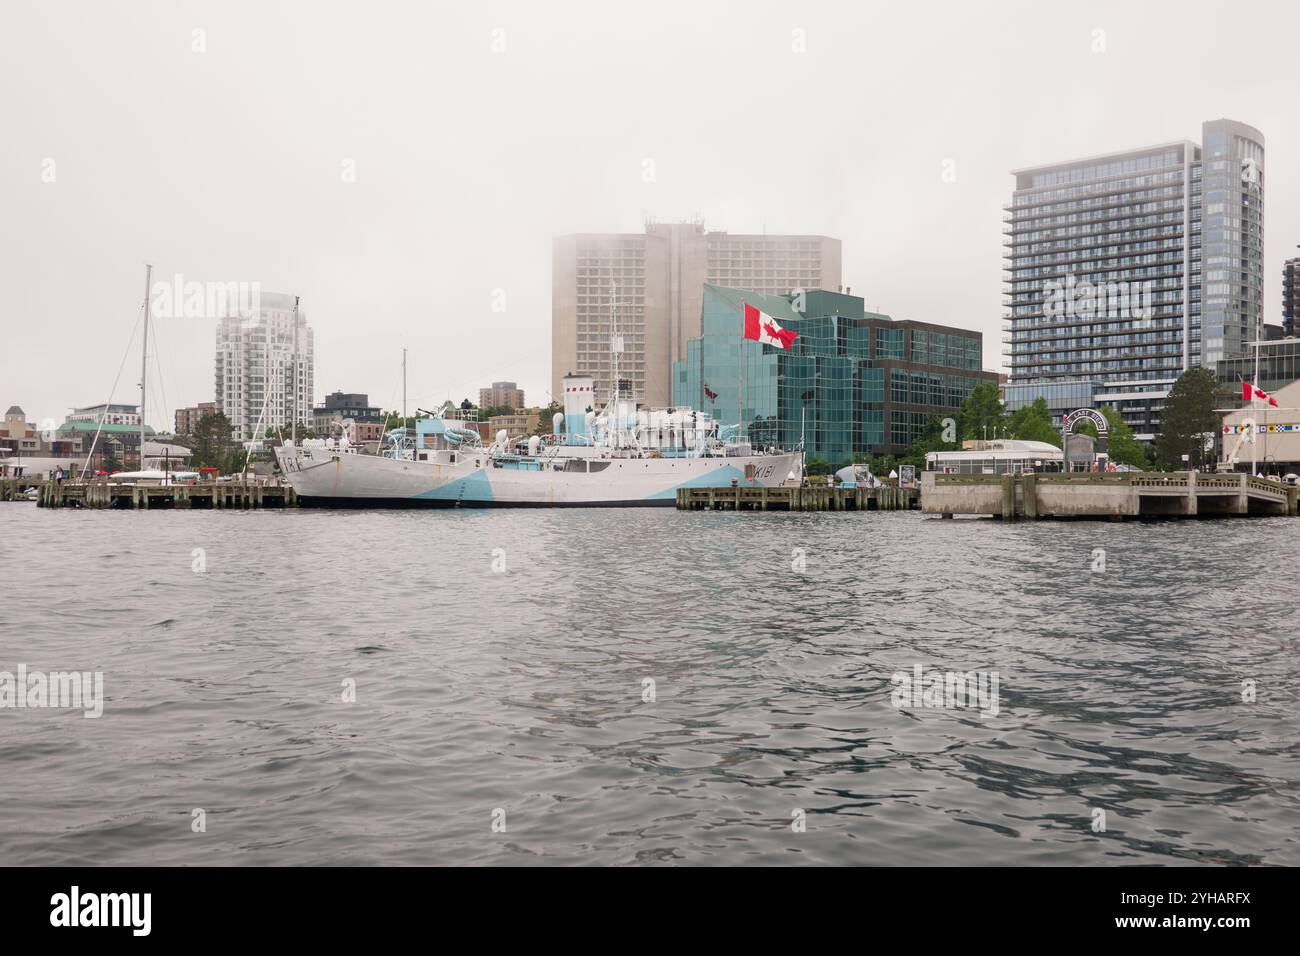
[3,0,1297,431]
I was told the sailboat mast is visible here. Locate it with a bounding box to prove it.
[139,263,151,469]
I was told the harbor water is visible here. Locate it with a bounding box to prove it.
[1,506,1297,865]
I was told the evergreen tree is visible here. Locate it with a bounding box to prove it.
[1155,367,1218,470]
[533,402,562,436]
[901,414,959,466]
[959,382,1005,442]
[190,411,236,472]
[1006,397,1060,446]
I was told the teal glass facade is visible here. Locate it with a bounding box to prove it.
[674,285,996,465]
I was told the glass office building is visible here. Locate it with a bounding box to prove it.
[1004,119,1265,440]
[1003,381,1097,423]
[1216,337,1300,398]
[672,285,996,465]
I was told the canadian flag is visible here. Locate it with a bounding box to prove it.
[1243,381,1279,407]
[743,303,799,349]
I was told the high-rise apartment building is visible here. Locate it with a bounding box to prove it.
[479,381,525,410]
[214,292,315,441]
[1284,256,1299,338]
[1004,119,1264,439]
[553,222,841,407]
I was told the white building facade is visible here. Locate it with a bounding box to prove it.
[66,403,141,426]
[214,292,315,441]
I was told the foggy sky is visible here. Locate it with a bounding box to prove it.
[3,0,1298,431]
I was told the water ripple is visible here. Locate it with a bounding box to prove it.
[0,507,1296,865]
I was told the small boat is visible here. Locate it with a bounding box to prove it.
[106,469,200,485]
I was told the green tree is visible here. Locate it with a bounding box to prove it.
[190,411,236,472]
[224,447,249,475]
[804,457,833,477]
[265,425,315,440]
[381,410,415,430]
[959,382,1006,442]
[533,401,562,436]
[1006,397,1061,446]
[1155,367,1218,470]
[900,414,958,467]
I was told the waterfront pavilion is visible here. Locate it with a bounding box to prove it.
[1220,377,1300,475]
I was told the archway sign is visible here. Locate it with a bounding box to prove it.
[1061,408,1108,472]
[1062,408,1107,434]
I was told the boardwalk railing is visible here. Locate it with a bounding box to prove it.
[676,484,917,512]
[923,471,1297,520]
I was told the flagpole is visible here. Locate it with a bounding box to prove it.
[738,306,744,442]
[1252,334,1260,476]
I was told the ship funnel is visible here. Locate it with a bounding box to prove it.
[562,374,594,443]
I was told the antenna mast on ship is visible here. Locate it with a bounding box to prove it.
[609,281,620,449]
[291,295,300,444]
[139,263,151,469]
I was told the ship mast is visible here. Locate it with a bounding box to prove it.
[609,281,620,449]
[139,263,151,469]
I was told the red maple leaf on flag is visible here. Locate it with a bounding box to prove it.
[762,319,798,349]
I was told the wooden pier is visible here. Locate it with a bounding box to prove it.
[0,477,46,502]
[922,471,1299,520]
[7,477,298,510]
[676,484,916,512]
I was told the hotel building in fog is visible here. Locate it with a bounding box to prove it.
[1003,119,1264,439]
[552,222,841,407]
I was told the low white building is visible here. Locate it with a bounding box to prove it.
[926,439,1065,475]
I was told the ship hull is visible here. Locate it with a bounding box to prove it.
[277,445,800,508]
[295,494,680,508]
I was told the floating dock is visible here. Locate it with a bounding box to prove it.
[922,471,1298,520]
[8,478,298,509]
[676,484,917,511]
